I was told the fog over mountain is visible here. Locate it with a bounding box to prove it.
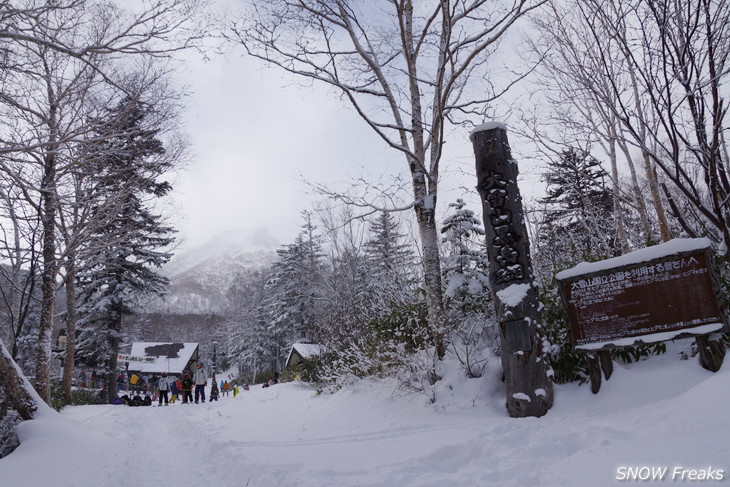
[149,227,279,314]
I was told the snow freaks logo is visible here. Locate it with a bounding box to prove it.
[616,466,725,482]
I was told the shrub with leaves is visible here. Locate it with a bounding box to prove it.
[51,384,106,411]
[540,286,590,384]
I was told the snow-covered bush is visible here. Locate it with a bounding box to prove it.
[448,313,498,379]
[293,299,438,394]
[440,199,499,379]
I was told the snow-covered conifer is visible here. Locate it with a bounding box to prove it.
[440,199,490,311]
[537,147,617,266]
[360,211,416,316]
[75,96,175,403]
[263,212,325,368]
[440,199,496,377]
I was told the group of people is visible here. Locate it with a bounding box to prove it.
[153,364,233,406]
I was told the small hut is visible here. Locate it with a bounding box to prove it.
[285,343,325,369]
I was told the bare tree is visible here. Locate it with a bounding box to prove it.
[231,0,545,363]
[527,0,730,251]
[0,180,40,360]
[0,0,204,405]
[520,0,674,250]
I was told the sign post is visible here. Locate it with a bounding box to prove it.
[471,123,554,418]
[557,239,728,392]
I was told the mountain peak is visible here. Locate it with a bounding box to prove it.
[149,227,279,314]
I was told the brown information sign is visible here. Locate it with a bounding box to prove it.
[557,247,727,351]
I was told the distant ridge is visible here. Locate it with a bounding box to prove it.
[147,226,279,314]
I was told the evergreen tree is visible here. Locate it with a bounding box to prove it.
[537,147,617,265]
[440,199,495,378]
[263,212,324,369]
[225,269,273,384]
[360,211,416,316]
[75,96,175,403]
[322,245,366,343]
[534,148,621,385]
[440,199,490,312]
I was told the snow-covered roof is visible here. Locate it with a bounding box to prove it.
[127,342,199,375]
[556,238,713,280]
[285,343,325,368]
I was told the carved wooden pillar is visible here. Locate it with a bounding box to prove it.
[471,124,554,417]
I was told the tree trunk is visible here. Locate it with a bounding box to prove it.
[607,127,630,253]
[472,125,554,418]
[402,0,446,361]
[4,192,23,358]
[642,149,672,243]
[616,135,654,245]
[105,311,123,404]
[34,151,59,405]
[0,340,38,421]
[62,255,77,403]
[414,198,447,360]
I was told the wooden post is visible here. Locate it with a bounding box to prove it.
[695,335,726,372]
[471,123,554,418]
[586,354,602,394]
[598,350,614,380]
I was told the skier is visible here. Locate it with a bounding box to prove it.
[157,372,170,406]
[182,372,193,404]
[193,363,207,403]
[170,377,179,403]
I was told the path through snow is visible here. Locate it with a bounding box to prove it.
[2,347,730,486]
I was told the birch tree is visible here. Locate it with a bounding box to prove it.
[527,0,730,252]
[231,0,545,362]
[0,0,204,405]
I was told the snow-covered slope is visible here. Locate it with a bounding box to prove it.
[150,227,279,314]
[1,339,728,486]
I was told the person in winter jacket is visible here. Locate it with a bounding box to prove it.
[222,380,230,397]
[193,363,207,403]
[210,380,219,401]
[157,372,171,406]
[182,373,193,404]
[170,377,179,403]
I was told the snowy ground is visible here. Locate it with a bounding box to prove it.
[1,341,729,487]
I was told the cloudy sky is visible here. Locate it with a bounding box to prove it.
[170,52,394,249]
[168,18,544,252]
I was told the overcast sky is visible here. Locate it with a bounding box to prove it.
[170,52,393,250]
[169,30,544,252]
